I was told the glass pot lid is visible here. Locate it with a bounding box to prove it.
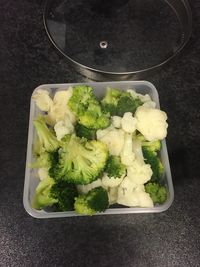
[44,0,192,80]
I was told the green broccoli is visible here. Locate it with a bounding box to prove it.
[101,87,143,116]
[74,187,109,215]
[31,150,59,171]
[136,133,163,181]
[32,177,58,209]
[116,94,143,117]
[50,135,108,184]
[33,136,43,156]
[33,115,59,152]
[105,155,126,178]
[145,182,167,204]
[75,123,96,140]
[142,147,164,182]
[32,177,78,211]
[67,85,95,115]
[78,102,110,130]
[137,134,161,152]
[101,87,122,115]
[142,140,161,152]
[68,85,110,130]
[50,180,78,211]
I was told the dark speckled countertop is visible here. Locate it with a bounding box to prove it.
[0,0,200,266]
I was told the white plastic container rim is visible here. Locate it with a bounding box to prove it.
[23,81,174,218]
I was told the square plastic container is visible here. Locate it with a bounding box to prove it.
[23,81,174,218]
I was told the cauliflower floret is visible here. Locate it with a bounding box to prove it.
[135,190,154,207]
[117,176,153,207]
[97,128,125,156]
[142,101,156,108]
[77,179,104,194]
[96,125,114,139]
[127,89,156,109]
[120,133,135,166]
[32,89,53,112]
[54,115,74,141]
[55,87,73,103]
[108,187,118,205]
[127,160,152,185]
[102,173,124,188]
[132,138,144,164]
[119,176,140,194]
[121,112,137,133]
[111,116,122,128]
[46,89,76,126]
[120,188,153,207]
[127,89,151,103]
[38,167,50,180]
[135,106,168,141]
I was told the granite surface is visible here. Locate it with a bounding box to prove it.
[0,0,200,266]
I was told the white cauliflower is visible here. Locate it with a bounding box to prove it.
[127,160,152,185]
[117,176,153,208]
[101,173,124,188]
[38,167,50,180]
[108,187,118,205]
[118,177,142,199]
[117,134,153,207]
[32,89,53,111]
[127,89,156,109]
[120,133,135,166]
[121,112,137,133]
[142,101,156,108]
[97,127,125,156]
[132,138,144,164]
[46,89,76,126]
[54,115,74,141]
[127,89,150,102]
[77,179,104,194]
[96,125,114,139]
[135,106,168,141]
[111,116,122,128]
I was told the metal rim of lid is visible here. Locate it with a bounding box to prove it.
[43,0,192,80]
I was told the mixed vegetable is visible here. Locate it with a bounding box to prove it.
[31,85,168,215]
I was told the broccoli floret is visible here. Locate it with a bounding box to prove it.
[68,85,97,115]
[50,135,108,184]
[33,136,43,156]
[67,85,95,114]
[142,147,164,182]
[31,150,58,170]
[32,177,58,209]
[33,115,59,152]
[137,134,161,152]
[137,133,163,182]
[78,101,110,130]
[145,182,167,204]
[75,123,96,140]
[50,180,78,211]
[105,155,126,178]
[116,95,143,117]
[31,151,51,169]
[32,177,78,211]
[68,85,110,130]
[142,140,161,152]
[101,87,143,116]
[74,187,109,215]
[101,87,122,115]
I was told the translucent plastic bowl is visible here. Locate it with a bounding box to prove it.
[23,81,174,218]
